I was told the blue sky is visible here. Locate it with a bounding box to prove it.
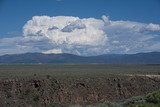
[0,0,160,37]
[0,0,160,55]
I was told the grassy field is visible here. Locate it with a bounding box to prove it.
[0,64,160,78]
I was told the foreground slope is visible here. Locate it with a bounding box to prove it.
[0,64,160,106]
[0,74,160,106]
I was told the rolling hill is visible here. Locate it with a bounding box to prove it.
[0,52,160,64]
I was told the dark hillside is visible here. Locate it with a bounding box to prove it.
[0,52,160,64]
[0,75,160,106]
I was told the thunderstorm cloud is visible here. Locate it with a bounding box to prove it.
[0,15,160,56]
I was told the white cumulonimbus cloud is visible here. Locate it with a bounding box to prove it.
[23,16,108,55]
[0,15,160,56]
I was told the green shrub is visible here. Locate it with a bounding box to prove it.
[69,104,82,107]
[128,102,160,107]
[145,91,160,104]
[123,96,145,106]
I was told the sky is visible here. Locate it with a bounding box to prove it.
[0,0,160,56]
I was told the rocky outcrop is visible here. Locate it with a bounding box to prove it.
[0,75,160,106]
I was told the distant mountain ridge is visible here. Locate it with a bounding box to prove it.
[0,52,160,64]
